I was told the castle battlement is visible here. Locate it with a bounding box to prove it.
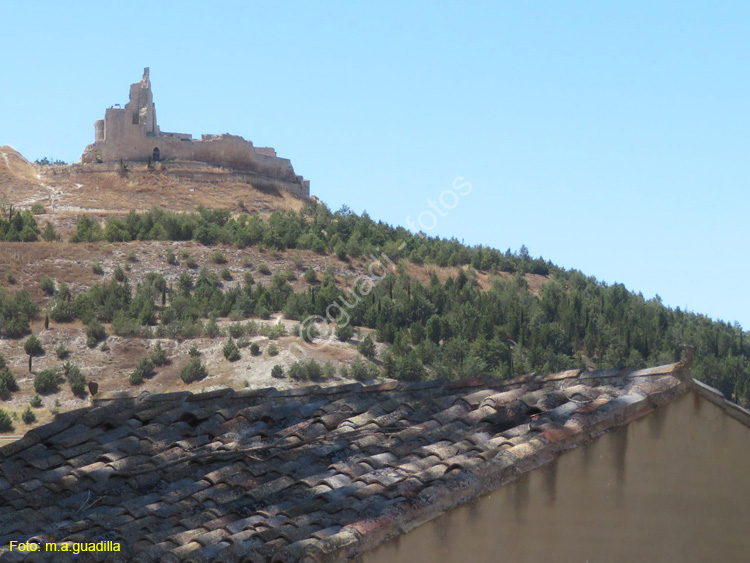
[80,68,309,198]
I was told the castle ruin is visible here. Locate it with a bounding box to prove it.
[80,68,309,197]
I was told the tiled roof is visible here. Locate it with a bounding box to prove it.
[0,363,693,562]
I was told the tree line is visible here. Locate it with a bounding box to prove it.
[1,202,748,406]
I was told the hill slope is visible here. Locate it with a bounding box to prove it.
[0,149,748,444]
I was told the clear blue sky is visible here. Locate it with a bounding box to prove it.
[2,1,749,328]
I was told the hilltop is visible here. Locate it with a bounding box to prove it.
[0,148,305,235]
[0,146,39,187]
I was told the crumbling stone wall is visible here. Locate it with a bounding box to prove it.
[80,68,309,197]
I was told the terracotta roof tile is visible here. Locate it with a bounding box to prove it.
[0,363,694,561]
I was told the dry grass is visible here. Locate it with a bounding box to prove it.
[0,146,39,184]
[0,151,306,243]
[35,162,306,215]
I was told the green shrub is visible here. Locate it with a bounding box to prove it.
[185,256,198,269]
[166,250,177,265]
[228,323,245,338]
[103,218,131,242]
[91,260,104,275]
[302,323,319,343]
[220,268,232,281]
[0,379,10,400]
[303,359,322,380]
[111,311,145,337]
[335,242,347,260]
[69,376,87,397]
[86,319,106,347]
[42,223,57,242]
[348,357,380,381]
[288,359,325,381]
[34,368,59,394]
[22,406,36,424]
[57,283,75,302]
[180,357,208,383]
[244,272,255,286]
[177,271,194,295]
[223,338,241,362]
[271,364,284,378]
[29,394,43,408]
[31,202,45,215]
[188,344,201,357]
[0,409,13,431]
[49,284,75,322]
[40,276,55,295]
[0,367,17,389]
[70,215,103,243]
[151,342,168,366]
[250,342,261,356]
[113,265,126,282]
[129,357,154,385]
[0,368,18,399]
[268,343,279,357]
[258,262,271,275]
[212,251,227,264]
[0,209,38,242]
[358,334,376,359]
[126,250,137,262]
[5,271,16,284]
[2,317,30,339]
[304,268,317,284]
[335,324,354,342]
[55,343,69,360]
[204,317,221,338]
[267,324,287,340]
[24,334,44,357]
[63,363,87,397]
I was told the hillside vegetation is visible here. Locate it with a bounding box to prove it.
[0,153,748,438]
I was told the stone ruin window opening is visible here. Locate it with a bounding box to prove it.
[133,113,139,125]
[152,147,160,161]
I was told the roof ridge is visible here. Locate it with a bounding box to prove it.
[1,365,687,459]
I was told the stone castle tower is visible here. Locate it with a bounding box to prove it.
[81,68,309,197]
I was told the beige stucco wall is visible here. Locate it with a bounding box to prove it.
[361,391,750,563]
